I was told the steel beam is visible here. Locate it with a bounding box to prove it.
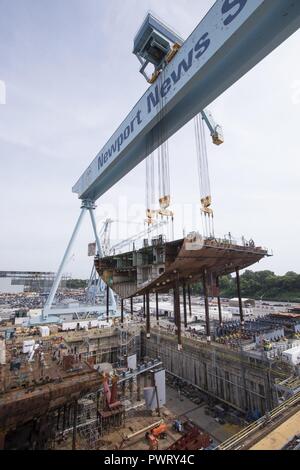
[236,268,245,326]
[106,284,109,323]
[73,0,300,202]
[89,206,116,312]
[43,204,88,315]
[72,401,78,451]
[156,292,159,325]
[121,299,124,325]
[203,270,211,343]
[188,284,192,318]
[216,276,223,326]
[146,292,151,338]
[183,283,188,329]
[173,288,177,328]
[130,297,134,320]
[174,278,182,351]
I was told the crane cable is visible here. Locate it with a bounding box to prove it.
[157,67,171,211]
[145,66,174,240]
[194,114,215,238]
[146,151,155,225]
[158,67,174,240]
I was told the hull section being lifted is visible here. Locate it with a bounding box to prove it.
[95,236,269,299]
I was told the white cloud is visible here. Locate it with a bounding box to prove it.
[0,80,6,104]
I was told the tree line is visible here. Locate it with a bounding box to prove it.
[191,270,300,302]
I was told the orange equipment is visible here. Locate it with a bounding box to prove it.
[151,423,167,439]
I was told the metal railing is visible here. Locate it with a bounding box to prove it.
[217,391,300,450]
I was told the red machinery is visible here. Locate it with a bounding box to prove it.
[146,433,159,451]
[168,425,211,451]
[102,373,121,410]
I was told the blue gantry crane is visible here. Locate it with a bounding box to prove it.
[43,0,300,317]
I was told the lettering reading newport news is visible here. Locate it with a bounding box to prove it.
[146,0,248,113]
[97,0,248,173]
[98,110,142,170]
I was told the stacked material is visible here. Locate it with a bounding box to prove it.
[282,346,300,365]
[0,339,6,364]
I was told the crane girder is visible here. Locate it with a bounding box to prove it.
[73,0,300,202]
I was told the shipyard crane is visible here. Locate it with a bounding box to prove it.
[44,0,300,319]
[140,19,224,235]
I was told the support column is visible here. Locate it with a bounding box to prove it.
[129,378,133,400]
[143,373,148,388]
[56,407,61,430]
[143,295,146,319]
[130,298,134,321]
[146,292,151,338]
[62,404,67,431]
[121,299,124,325]
[183,283,188,329]
[174,278,182,351]
[156,292,159,325]
[216,276,223,327]
[72,400,78,451]
[203,270,211,343]
[106,284,110,323]
[65,405,70,427]
[96,391,100,413]
[137,374,141,402]
[173,289,177,327]
[43,204,88,315]
[89,205,116,312]
[0,430,6,450]
[188,284,192,318]
[235,268,245,326]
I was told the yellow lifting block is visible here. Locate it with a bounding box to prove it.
[201,195,213,216]
[166,43,181,64]
[159,195,171,210]
[212,134,224,146]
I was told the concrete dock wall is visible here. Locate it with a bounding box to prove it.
[144,331,278,415]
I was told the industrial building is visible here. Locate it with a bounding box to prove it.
[1,297,300,450]
[0,271,69,294]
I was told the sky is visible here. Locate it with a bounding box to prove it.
[0,0,299,279]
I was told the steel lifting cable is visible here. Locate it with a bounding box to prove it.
[150,152,155,208]
[146,151,155,218]
[163,138,170,198]
[157,71,164,205]
[194,116,206,236]
[145,65,173,239]
[158,67,171,211]
[146,155,150,210]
